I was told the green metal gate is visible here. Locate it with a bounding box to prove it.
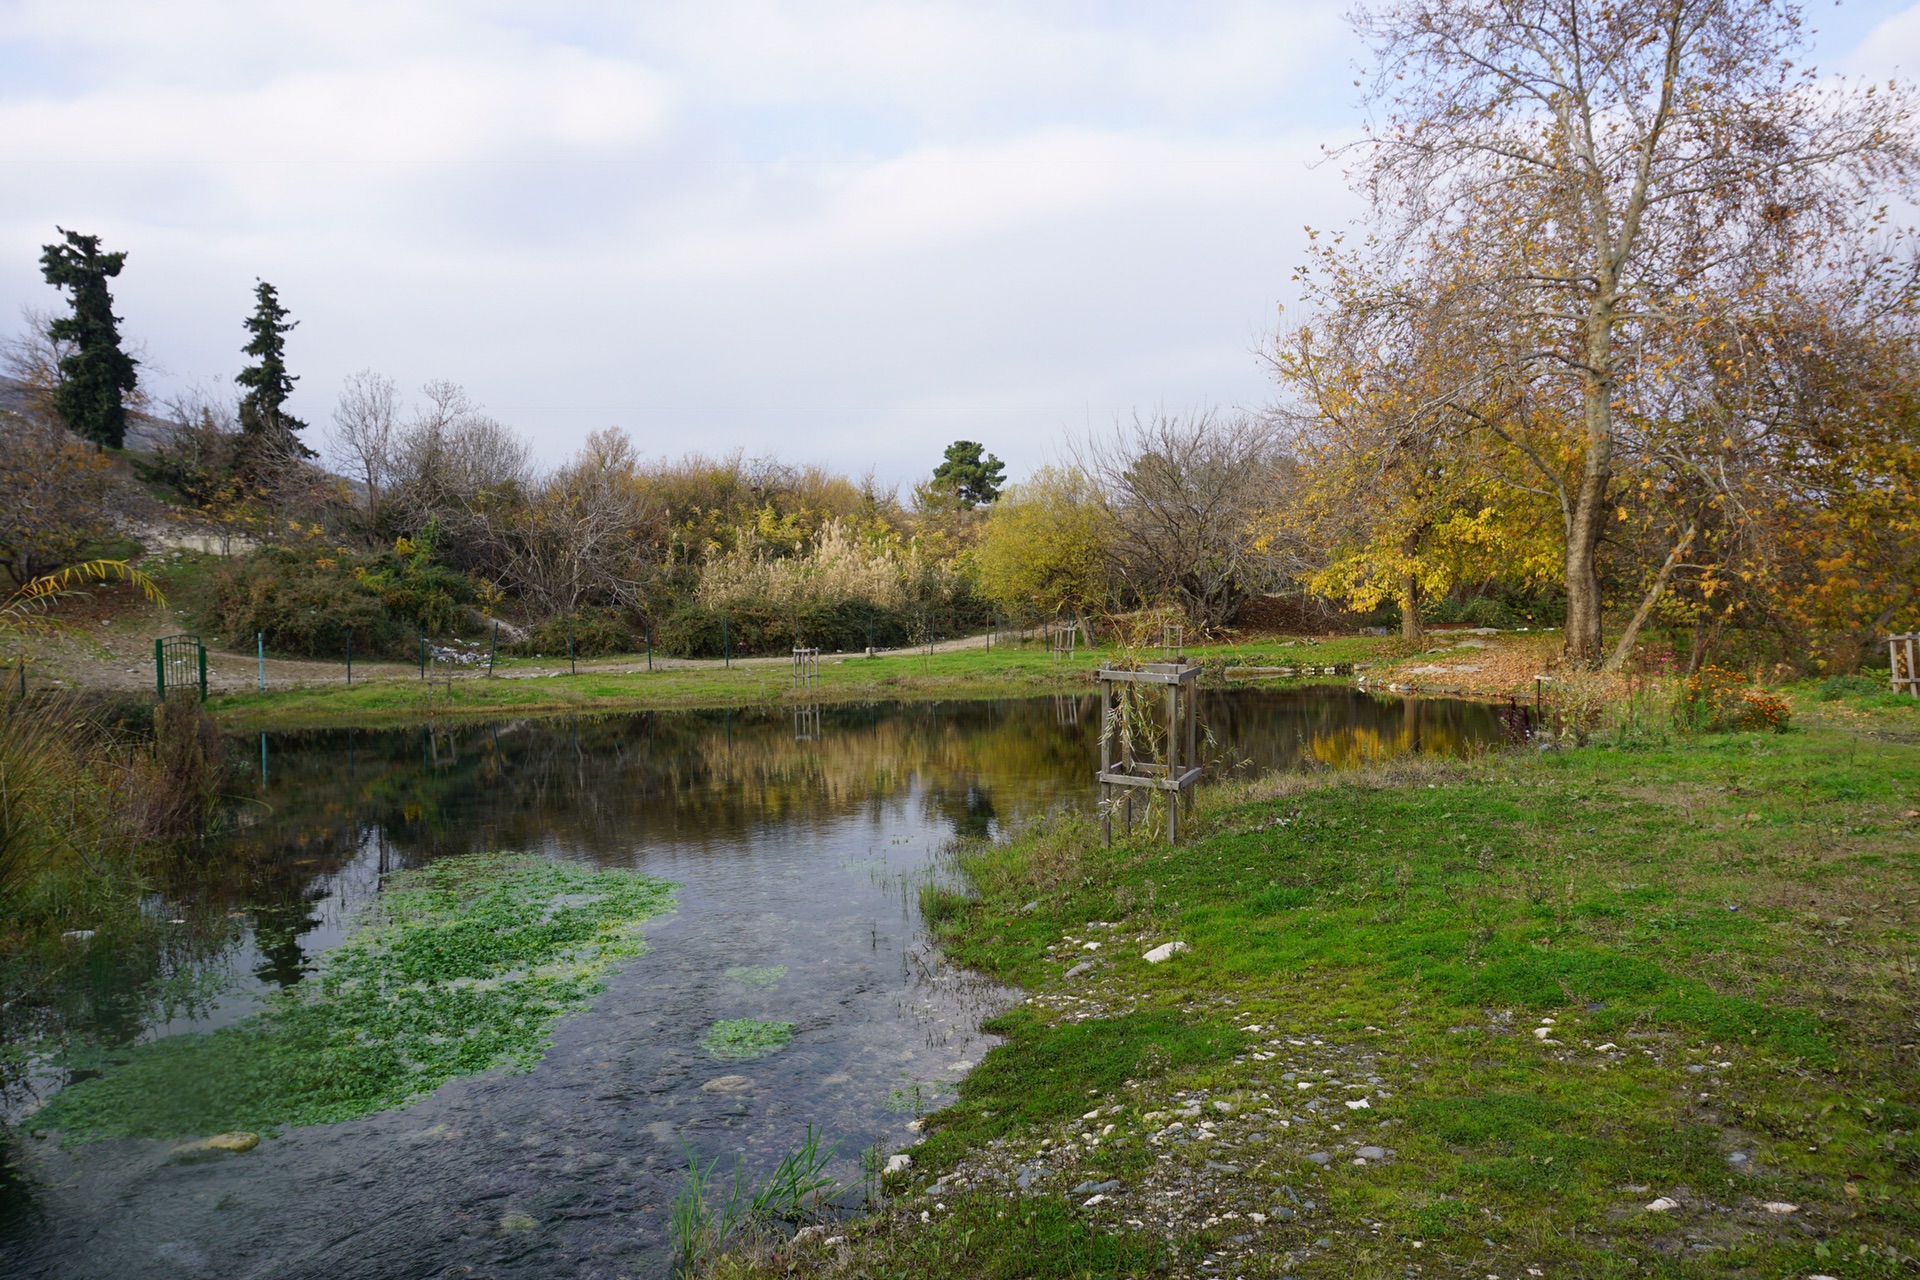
[155,633,207,702]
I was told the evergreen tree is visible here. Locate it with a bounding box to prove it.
[236,280,314,462]
[930,440,1006,506]
[38,228,138,449]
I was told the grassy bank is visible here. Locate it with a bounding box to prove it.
[717,690,1920,1279]
[205,635,1416,730]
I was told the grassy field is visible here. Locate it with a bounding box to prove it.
[714,686,1920,1279]
[203,634,1416,729]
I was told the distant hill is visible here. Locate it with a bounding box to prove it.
[0,375,175,451]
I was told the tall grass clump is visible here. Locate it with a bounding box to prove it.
[671,1127,840,1275]
[0,693,233,1095]
[662,521,982,657]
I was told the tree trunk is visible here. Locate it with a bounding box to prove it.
[1400,571,1424,643]
[1564,319,1617,667]
[1602,523,1694,673]
[1399,528,1425,643]
[1686,616,1724,674]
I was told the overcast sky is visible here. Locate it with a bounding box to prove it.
[2,1,1916,488]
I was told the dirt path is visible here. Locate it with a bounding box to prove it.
[16,581,1003,698]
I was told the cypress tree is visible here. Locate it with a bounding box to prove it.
[236,280,314,462]
[38,228,139,449]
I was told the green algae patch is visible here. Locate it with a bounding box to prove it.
[722,965,788,990]
[702,1018,794,1060]
[38,854,676,1141]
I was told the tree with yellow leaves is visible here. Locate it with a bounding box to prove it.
[1301,0,1917,665]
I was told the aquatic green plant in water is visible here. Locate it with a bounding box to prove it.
[722,965,787,989]
[37,853,676,1141]
[701,1018,794,1060]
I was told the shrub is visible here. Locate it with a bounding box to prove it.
[516,608,635,659]
[207,548,397,657]
[1675,666,1791,733]
[205,544,477,658]
[1815,674,1885,701]
[656,599,925,658]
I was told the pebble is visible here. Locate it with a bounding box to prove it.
[1271,1206,1296,1221]
[1356,1146,1388,1160]
[1143,941,1190,963]
[1306,1151,1332,1166]
[1065,961,1096,978]
[1644,1197,1679,1212]
[60,930,96,944]
[1761,1202,1798,1215]
[1070,1179,1121,1196]
[1015,1168,1037,1190]
[1726,1152,1749,1165]
[885,1154,912,1175]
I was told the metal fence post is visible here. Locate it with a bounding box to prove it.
[198,640,207,702]
[488,622,498,676]
[257,632,265,691]
[419,629,427,679]
[155,638,165,700]
[569,620,576,676]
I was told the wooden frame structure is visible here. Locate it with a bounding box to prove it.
[1891,633,1920,696]
[1049,619,1079,660]
[1096,660,1202,845]
[792,646,821,687]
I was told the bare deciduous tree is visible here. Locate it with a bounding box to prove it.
[1074,410,1286,631]
[483,427,660,615]
[327,369,399,512]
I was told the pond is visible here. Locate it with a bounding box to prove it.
[2,687,1504,1279]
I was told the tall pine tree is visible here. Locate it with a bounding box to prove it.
[235,280,314,464]
[39,228,138,449]
[931,440,1006,506]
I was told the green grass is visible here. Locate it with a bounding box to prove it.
[37,853,676,1140]
[722,697,1920,1278]
[203,634,1412,730]
[909,1009,1245,1173]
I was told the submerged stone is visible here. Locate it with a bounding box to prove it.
[205,1131,259,1152]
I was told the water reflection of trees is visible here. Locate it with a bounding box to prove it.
[183,691,1501,991]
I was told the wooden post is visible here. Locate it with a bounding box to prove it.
[1892,633,1920,696]
[1100,686,1114,847]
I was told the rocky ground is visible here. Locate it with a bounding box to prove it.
[858,940,1831,1280]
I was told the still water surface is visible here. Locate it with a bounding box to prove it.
[4,688,1501,1279]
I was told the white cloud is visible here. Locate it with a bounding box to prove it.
[3,0,1897,483]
